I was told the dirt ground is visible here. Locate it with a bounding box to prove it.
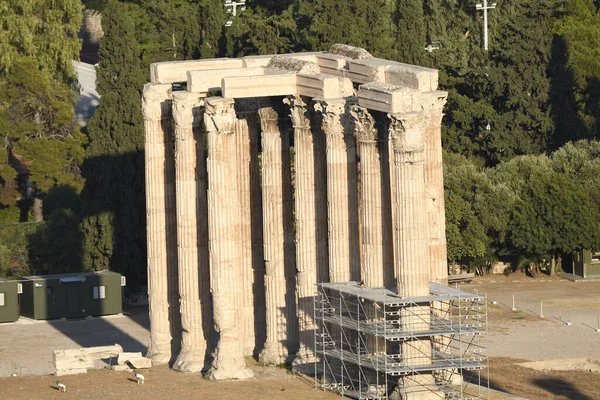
[1,273,600,399]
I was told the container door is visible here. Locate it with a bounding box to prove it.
[66,283,84,318]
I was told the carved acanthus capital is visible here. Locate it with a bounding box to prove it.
[423,91,448,126]
[142,83,172,121]
[349,105,377,143]
[283,96,310,130]
[388,112,428,154]
[258,107,280,134]
[314,99,346,141]
[172,92,205,130]
[204,97,236,135]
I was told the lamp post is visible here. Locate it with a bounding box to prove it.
[475,0,497,51]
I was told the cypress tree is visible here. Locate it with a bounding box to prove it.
[81,0,147,288]
[396,0,427,65]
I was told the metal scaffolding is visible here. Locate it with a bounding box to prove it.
[314,282,489,399]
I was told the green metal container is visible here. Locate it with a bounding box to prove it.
[0,279,19,323]
[572,250,600,279]
[20,270,125,320]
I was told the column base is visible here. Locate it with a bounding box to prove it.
[205,365,254,381]
[391,375,444,400]
[172,350,208,373]
[258,343,287,365]
[146,346,172,366]
[292,352,318,375]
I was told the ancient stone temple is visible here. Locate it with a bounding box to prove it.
[142,45,459,397]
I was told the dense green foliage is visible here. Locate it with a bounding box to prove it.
[2,0,599,280]
[80,0,147,287]
[0,0,85,229]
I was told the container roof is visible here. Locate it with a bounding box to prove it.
[22,270,120,281]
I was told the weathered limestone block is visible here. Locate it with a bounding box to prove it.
[54,344,123,376]
[296,74,353,99]
[128,357,153,369]
[358,82,424,114]
[315,99,360,283]
[285,96,329,369]
[151,58,244,84]
[222,74,297,99]
[204,97,253,381]
[385,65,439,92]
[172,92,209,373]
[242,52,324,68]
[258,106,294,364]
[118,352,143,365]
[143,83,181,365]
[266,55,320,74]
[329,44,373,60]
[187,67,265,93]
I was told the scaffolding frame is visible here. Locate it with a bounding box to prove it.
[314,282,489,399]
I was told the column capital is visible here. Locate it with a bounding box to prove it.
[204,97,236,134]
[349,105,377,143]
[313,98,347,140]
[172,92,205,130]
[284,96,310,130]
[258,106,280,134]
[423,91,448,126]
[388,112,428,154]
[142,83,172,121]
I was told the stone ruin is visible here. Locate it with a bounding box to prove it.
[142,44,450,396]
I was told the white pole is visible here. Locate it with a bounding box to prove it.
[566,310,572,326]
[597,314,600,332]
[483,0,489,51]
[511,294,516,311]
[540,301,544,318]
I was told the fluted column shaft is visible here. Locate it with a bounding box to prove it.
[391,112,438,398]
[351,106,394,287]
[205,98,253,380]
[424,94,449,282]
[236,112,257,355]
[287,96,329,368]
[316,99,360,283]
[143,83,181,365]
[258,106,293,364]
[172,92,208,372]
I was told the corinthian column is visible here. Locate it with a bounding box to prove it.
[424,93,449,283]
[142,83,181,365]
[350,106,394,287]
[390,112,440,399]
[315,99,360,283]
[258,106,293,364]
[171,92,209,372]
[204,97,253,380]
[286,96,329,369]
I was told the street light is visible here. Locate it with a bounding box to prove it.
[475,0,497,51]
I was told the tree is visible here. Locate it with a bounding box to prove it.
[494,154,600,275]
[81,0,147,288]
[0,0,83,82]
[0,1,85,222]
[396,0,427,65]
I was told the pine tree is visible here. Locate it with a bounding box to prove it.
[81,0,147,288]
[0,1,85,222]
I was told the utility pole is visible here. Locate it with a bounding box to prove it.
[475,0,497,51]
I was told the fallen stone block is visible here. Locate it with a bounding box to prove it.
[112,365,133,372]
[55,368,88,376]
[54,344,124,376]
[118,352,143,366]
[128,357,152,369]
